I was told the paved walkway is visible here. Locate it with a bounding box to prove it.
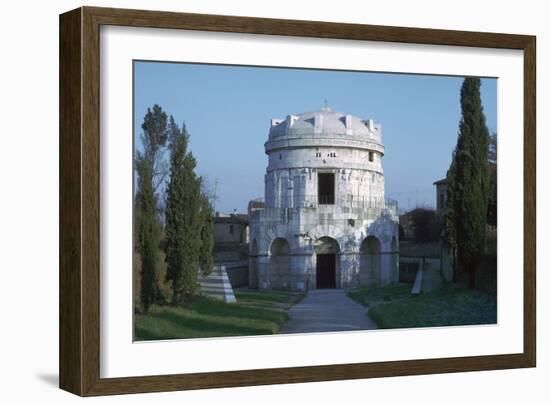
[281,289,378,334]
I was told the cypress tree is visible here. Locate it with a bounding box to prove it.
[135,157,159,313]
[164,118,202,303]
[445,155,458,280]
[135,104,168,313]
[448,77,490,288]
[141,104,169,192]
[199,194,215,276]
[487,132,497,227]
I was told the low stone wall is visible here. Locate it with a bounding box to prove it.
[400,257,444,293]
[215,260,249,288]
[226,263,249,288]
[399,258,420,283]
[213,242,248,263]
[399,241,440,258]
[411,259,424,295]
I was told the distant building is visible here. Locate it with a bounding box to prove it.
[399,212,415,240]
[213,213,249,288]
[249,107,399,291]
[213,213,249,245]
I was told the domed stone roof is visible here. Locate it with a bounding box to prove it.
[268,107,380,140]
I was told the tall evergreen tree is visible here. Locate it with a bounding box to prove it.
[199,193,215,276]
[447,78,490,288]
[135,104,169,312]
[141,104,169,192]
[487,132,497,227]
[445,155,458,280]
[164,118,202,303]
[135,158,159,313]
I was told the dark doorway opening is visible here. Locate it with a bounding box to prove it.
[316,254,336,288]
[318,173,335,205]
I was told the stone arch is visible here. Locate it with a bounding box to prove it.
[314,236,340,254]
[269,237,291,289]
[361,235,381,254]
[359,235,382,287]
[270,237,291,256]
[308,225,344,249]
[314,236,340,289]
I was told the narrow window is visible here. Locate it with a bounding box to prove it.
[279,153,282,160]
[229,224,234,234]
[318,173,335,205]
[368,151,374,162]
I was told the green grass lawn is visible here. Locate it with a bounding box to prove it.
[134,290,304,341]
[354,284,496,329]
[348,283,411,307]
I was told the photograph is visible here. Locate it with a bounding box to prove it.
[46,2,540,397]
[132,61,498,341]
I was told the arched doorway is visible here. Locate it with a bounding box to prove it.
[270,237,290,256]
[269,238,291,288]
[314,237,340,289]
[359,236,381,286]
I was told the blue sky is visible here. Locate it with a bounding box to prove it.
[134,61,496,213]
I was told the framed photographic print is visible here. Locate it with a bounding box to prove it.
[59,6,536,396]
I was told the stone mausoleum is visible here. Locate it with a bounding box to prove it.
[248,107,399,291]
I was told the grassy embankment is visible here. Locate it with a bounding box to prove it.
[134,290,304,341]
[348,259,497,329]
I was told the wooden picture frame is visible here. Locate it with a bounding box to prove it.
[59,6,536,396]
